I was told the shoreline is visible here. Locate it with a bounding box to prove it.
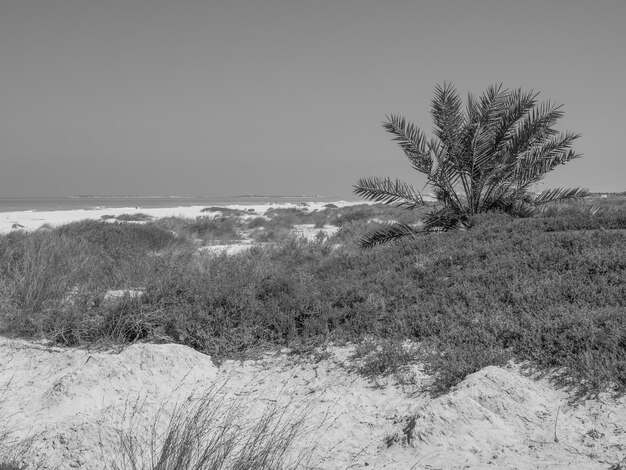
[0,195,358,213]
[0,199,366,234]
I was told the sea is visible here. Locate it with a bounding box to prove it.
[0,195,360,213]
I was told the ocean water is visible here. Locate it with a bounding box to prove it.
[0,195,359,213]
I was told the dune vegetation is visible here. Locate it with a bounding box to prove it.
[0,199,625,400]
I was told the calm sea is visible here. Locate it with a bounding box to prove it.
[0,196,359,213]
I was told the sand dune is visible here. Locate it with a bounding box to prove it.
[1,337,624,469]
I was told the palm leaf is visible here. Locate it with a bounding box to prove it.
[431,82,465,153]
[515,133,581,186]
[465,85,512,205]
[532,187,589,205]
[383,115,431,174]
[506,100,565,158]
[353,177,424,209]
[423,207,465,231]
[492,88,539,159]
[360,222,418,248]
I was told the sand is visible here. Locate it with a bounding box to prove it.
[1,337,625,469]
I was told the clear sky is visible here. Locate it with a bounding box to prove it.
[1,0,624,197]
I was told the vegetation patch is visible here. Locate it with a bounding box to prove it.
[201,206,249,217]
[114,213,153,222]
[0,202,625,397]
[152,216,244,245]
[351,337,420,383]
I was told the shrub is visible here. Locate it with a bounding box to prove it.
[249,227,293,243]
[0,221,194,341]
[114,213,153,222]
[201,206,248,216]
[0,231,102,336]
[246,217,269,229]
[183,217,242,244]
[56,220,178,260]
[153,217,243,245]
[352,337,419,380]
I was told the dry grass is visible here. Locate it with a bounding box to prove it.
[0,383,36,470]
[111,386,317,470]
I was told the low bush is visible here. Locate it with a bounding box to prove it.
[328,220,373,245]
[183,217,243,244]
[260,208,307,230]
[0,231,103,336]
[0,222,193,340]
[248,227,294,243]
[245,217,269,229]
[113,213,153,222]
[55,220,179,260]
[153,216,243,245]
[201,206,249,217]
[468,205,626,233]
[352,337,419,380]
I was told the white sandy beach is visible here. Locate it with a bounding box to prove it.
[0,200,364,234]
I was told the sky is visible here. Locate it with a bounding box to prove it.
[1,0,625,197]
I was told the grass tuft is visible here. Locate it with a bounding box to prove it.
[112,387,315,470]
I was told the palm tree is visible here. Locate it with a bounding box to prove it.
[354,83,588,247]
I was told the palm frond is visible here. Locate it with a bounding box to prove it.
[484,193,536,217]
[476,84,509,127]
[431,82,465,151]
[423,206,465,231]
[515,132,582,186]
[532,187,589,205]
[492,88,539,160]
[383,115,431,174]
[479,177,530,213]
[506,100,565,157]
[353,177,424,209]
[467,85,512,183]
[360,222,418,248]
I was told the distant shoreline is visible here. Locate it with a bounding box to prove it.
[0,199,366,234]
[67,194,330,199]
[0,195,360,214]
